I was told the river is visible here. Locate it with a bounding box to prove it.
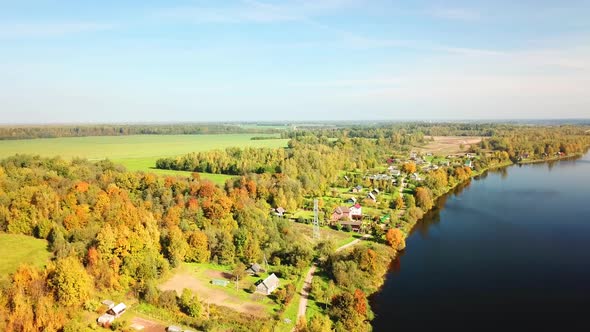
[371,152,590,331]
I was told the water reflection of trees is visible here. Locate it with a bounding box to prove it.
[409,179,472,237]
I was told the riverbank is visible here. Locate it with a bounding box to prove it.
[370,150,590,330]
[364,152,587,329]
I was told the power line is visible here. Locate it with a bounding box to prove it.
[313,198,320,240]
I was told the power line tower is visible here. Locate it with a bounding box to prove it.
[313,199,320,240]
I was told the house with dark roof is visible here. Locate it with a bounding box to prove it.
[345,196,357,204]
[256,273,280,295]
[246,263,263,275]
[332,206,351,221]
[350,185,363,193]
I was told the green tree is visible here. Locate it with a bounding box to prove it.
[179,288,201,317]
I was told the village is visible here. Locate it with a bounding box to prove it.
[274,150,478,234]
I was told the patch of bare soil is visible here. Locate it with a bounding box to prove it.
[159,272,267,317]
[130,317,167,332]
[420,136,482,154]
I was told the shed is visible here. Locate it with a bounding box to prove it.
[101,299,115,309]
[274,207,286,216]
[246,263,263,275]
[166,326,182,332]
[256,273,280,295]
[97,314,115,326]
[107,303,127,317]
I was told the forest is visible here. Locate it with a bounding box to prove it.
[1,123,589,331]
[0,124,282,140]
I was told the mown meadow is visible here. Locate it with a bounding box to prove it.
[0,134,289,184]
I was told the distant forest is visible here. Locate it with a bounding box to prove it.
[3,121,588,140]
[0,124,283,140]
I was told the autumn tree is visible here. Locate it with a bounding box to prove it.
[186,230,210,263]
[385,228,406,251]
[402,162,417,174]
[415,187,433,211]
[51,256,93,307]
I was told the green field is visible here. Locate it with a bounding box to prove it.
[0,134,289,185]
[0,233,52,277]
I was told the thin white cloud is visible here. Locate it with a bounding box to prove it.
[0,22,115,38]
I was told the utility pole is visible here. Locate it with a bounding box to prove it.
[263,253,269,271]
[313,198,320,240]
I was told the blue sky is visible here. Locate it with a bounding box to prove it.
[1,0,589,123]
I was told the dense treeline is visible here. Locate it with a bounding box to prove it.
[0,124,280,140]
[0,155,315,331]
[477,126,590,161]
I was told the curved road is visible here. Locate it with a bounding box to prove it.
[296,234,371,323]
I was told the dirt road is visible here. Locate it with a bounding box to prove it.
[296,235,371,323]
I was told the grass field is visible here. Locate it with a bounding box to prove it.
[0,233,52,277]
[0,134,289,185]
[159,262,278,317]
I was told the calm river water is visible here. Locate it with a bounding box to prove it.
[371,152,590,331]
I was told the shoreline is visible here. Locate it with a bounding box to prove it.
[364,152,587,329]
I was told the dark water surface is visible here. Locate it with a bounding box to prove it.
[371,153,590,331]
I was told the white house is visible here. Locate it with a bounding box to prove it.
[410,173,422,181]
[349,203,362,219]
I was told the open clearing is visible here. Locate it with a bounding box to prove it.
[0,233,51,277]
[159,264,274,317]
[419,136,482,154]
[0,134,289,184]
[130,317,167,332]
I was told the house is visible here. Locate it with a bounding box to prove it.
[344,175,350,182]
[246,263,263,275]
[350,185,363,193]
[367,192,377,202]
[410,152,418,160]
[388,166,401,176]
[410,173,422,181]
[107,303,127,318]
[371,188,380,195]
[273,207,286,217]
[339,220,363,232]
[256,273,280,295]
[464,160,473,168]
[349,203,362,219]
[345,196,357,204]
[332,206,351,221]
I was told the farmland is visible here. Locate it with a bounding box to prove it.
[0,134,289,184]
[0,234,51,277]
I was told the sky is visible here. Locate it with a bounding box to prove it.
[1,0,589,123]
